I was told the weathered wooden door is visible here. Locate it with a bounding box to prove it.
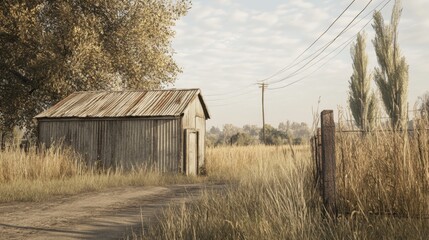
[185,129,198,175]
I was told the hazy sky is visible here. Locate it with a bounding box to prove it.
[171,0,429,128]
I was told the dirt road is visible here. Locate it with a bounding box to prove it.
[0,184,215,240]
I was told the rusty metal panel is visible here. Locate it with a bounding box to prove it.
[35,89,210,120]
[153,119,181,172]
[99,118,180,171]
[38,118,181,172]
[38,120,99,165]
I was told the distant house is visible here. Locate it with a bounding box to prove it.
[34,89,210,175]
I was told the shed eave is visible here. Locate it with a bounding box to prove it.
[35,115,182,121]
[197,93,210,120]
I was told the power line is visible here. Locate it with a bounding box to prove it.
[202,0,390,105]
[268,36,354,91]
[201,0,374,99]
[267,0,392,90]
[208,100,249,107]
[204,82,257,97]
[265,0,389,86]
[207,0,374,106]
[267,0,375,85]
[258,0,357,83]
[205,87,258,102]
[268,21,369,90]
[207,91,260,107]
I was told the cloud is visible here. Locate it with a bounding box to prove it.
[231,10,249,23]
[193,6,226,21]
[172,0,429,127]
[288,0,314,9]
[173,0,339,96]
[202,17,223,29]
[252,12,279,26]
[215,0,232,6]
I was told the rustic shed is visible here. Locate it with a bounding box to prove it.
[34,89,210,175]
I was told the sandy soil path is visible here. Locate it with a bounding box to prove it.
[0,184,216,240]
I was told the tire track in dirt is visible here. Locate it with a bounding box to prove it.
[0,184,219,239]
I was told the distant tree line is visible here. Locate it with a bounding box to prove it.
[206,121,311,147]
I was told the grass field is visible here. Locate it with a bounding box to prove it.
[142,140,429,240]
[1,129,428,239]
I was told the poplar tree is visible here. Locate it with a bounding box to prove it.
[349,32,377,132]
[372,0,409,129]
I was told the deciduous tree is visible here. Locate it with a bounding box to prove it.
[259,124,288,146]
[0,0,189,134]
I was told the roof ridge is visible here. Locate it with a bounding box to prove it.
[73,88,200,94]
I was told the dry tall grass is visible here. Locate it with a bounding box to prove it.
[336,116,429,218]
[142,141,429,239]
[0,145,202,202]
[0,145,84,183]
[143,145,318,239]
[337,129,429,217]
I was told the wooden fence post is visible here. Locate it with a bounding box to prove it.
[316,128,322,193]
[321,110,337,217]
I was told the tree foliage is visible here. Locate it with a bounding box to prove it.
[372,0,409,129]
[278,121,311,140]
[206,122,310,147]
[230,132,257,146]
[348,32,377,132]
[259,124,289,146]
[0,0,189,133]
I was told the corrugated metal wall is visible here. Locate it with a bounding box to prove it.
[38,118,181,172]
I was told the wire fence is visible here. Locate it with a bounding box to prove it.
[311,110,429,219]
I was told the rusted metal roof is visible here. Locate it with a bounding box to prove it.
[35,89,210,119]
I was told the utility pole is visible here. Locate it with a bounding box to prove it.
[258,82,268,145]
